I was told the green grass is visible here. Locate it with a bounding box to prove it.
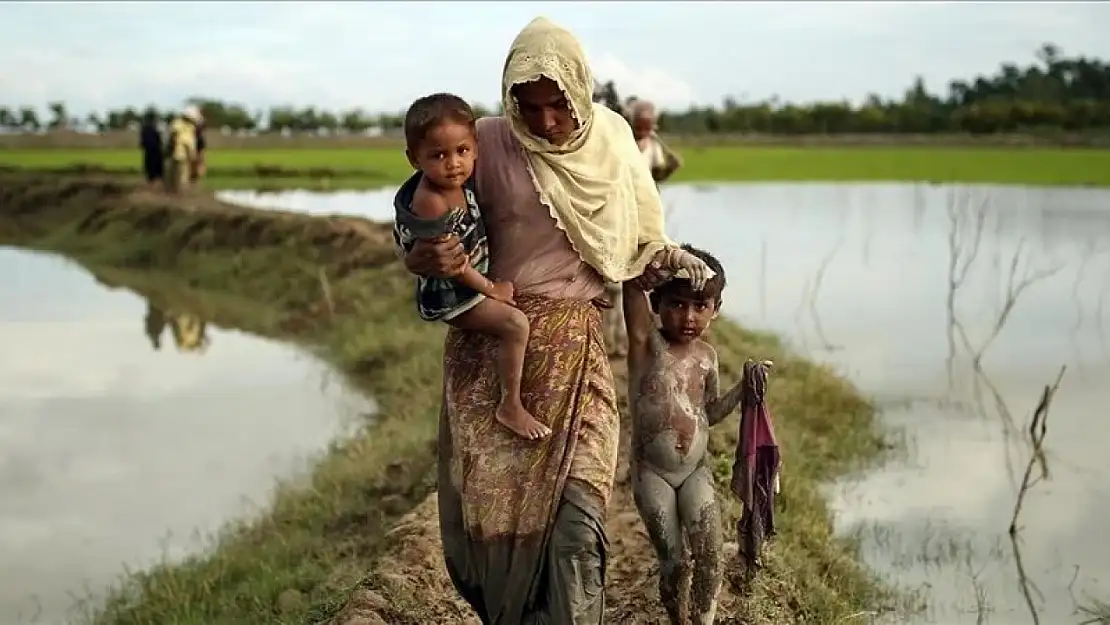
[4,145,1110,186]
[0,173,905,624]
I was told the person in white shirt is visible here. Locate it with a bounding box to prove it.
[627,98,683,183]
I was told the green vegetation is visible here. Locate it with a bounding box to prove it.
[4,145,1110,187]
[0,173,904,624]
[2,43,1109,136]
[1080,598,1110,625]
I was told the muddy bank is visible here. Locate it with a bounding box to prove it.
[0,173,900,624]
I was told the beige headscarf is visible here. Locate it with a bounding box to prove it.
[501,17,673,283]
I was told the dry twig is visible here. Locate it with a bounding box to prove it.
[1006,365,1067,625]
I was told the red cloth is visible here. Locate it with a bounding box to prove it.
[730,360,780,506]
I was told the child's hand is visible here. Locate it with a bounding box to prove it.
[489,281,517,305]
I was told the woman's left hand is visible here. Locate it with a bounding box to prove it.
[671,249,715,291]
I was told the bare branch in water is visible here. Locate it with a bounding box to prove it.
[1097,270,1110,359]
[1010,365,1066,536]
[944,189,989,385]
[793,276,812,353]
[971,238,1065,367]
[759,237,768,320]
[807,232,845,352]
[1007,365,1067,625]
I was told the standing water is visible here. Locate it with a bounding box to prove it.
[222,183,1110,623]
[0,248,371,624]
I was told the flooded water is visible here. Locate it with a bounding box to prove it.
[224,182,1110,624]
[0,248,371,624]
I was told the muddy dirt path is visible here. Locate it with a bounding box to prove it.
[329,355,771,625]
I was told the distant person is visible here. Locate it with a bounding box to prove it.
[165,105,203,193]
[628,98,683,183]
[139,111,164,187]
[192,121,207,183]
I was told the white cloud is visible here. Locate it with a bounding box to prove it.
[2,2,1110,114]
[590,52,698,109]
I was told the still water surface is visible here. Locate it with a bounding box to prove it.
[0,249,370,624]
[223,183,1110,623]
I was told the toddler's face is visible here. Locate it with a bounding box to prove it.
[411,122,477,190]
[656,286,719,345]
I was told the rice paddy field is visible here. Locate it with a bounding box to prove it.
[3,143,1110,188]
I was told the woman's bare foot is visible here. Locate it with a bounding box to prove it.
[496,398,551,440]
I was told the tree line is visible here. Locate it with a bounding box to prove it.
[2,43,1109,136]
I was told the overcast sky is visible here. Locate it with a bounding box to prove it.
[2,1,1109,116]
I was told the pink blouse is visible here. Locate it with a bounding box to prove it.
[473,116,605,301]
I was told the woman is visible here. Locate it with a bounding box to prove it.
[603,98,685,357]
[165,105,202,194]
[399,16,710,625]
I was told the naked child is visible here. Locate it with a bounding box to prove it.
[624,244,748,625]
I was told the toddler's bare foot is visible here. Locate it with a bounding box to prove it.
[496,398,551,440]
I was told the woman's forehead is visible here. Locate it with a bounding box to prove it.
[514,77,565,103]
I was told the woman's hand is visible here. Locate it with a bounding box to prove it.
[404,236,468,278]
[670,249,715,291]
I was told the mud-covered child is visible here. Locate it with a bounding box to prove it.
[393,93,550,440]
[624,244,748,625]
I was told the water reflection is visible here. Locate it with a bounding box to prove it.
[143,302,210,353]
[92,271,212,354]
[0,249,369,624]
[661,182,1110,625]
[221,182,1110,623]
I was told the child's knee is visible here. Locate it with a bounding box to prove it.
[504,307,530,342]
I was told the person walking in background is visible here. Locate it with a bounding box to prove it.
[165,105,202,194]
[138,110,164,188]
[628,98,683,183]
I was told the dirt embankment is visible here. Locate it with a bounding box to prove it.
[0,162,389,181]
[0,173,897,625]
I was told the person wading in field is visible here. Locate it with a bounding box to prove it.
[603,97,686,358]
[165,105,202,194]
[397,16,712,624]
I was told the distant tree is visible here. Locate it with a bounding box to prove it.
[8,45,1110,137]
[47,101,68,129]
[17,106,40,131]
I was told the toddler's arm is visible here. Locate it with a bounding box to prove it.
[705,349,745,426]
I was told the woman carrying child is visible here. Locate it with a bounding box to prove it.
[397,16,712,625]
